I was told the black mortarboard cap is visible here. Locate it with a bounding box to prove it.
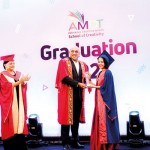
[97,50,115,66]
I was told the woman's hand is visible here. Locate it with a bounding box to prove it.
[86,81,100,88]
[21,74,31,82]
[20,74,31,83]
[87,84,100,88]
[12,74,31,87]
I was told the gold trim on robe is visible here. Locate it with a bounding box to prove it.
[65,58,73,124]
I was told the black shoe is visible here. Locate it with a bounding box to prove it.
[63,144,71,150]
[71,142,84,149]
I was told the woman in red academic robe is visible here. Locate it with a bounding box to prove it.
[88,50,120,150]
[0,54,30,150]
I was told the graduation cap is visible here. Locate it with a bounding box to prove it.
[97,50,114,67]
[0,54,15,62]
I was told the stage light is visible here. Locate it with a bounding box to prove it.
[127,111,145,147]
[27,114,43,146]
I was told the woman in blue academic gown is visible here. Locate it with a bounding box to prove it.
[89,50,120,150]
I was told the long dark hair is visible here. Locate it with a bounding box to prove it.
[3,61,9,70]
[101,56,109,69]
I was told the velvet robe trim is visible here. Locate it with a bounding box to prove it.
[100,70,120,143]
[100,70,118,120]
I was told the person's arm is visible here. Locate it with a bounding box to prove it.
[87,80,100,88]
[62,76,86,88]
[12,74,31,87]
[87,84,100,88]
[12,80,23,87]
[62,76,78,87]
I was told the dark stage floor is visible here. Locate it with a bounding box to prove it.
[1,142,150,150]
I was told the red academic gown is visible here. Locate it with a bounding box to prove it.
[90,69,120,150]
[55,58,89,125]
[0,71,28,140]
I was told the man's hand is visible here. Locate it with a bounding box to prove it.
[78,83,87,89]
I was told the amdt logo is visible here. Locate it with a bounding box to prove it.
[68,11,104,38]
[68,11,103,31]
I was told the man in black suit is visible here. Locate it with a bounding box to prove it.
[55,47,89,150]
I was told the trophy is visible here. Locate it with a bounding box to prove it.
[84,72,90,86]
